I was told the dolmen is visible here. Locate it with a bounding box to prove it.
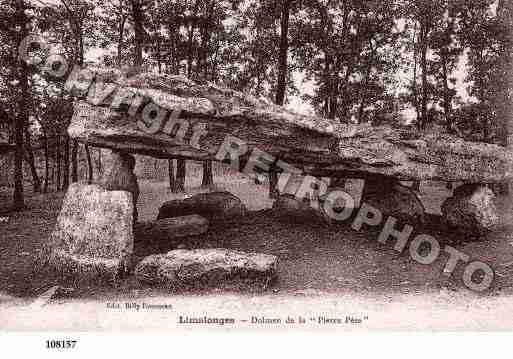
[45,66,513,283]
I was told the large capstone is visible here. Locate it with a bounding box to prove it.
[362,177,426,224]
[68,68,513,185]
[46,183,134,282]
[134,249,278,290]
[157,191,246,223]
[442,184,499,235]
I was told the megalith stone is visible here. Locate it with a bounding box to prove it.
[99,150,139,223]
[134,249,278,289]
[441,184,499,235]
[272,193,329,224]
[157,191,246,223]
[135,215,209,243]
[362,177,426,224]
[46,183,134,282]
[69,69,513,185]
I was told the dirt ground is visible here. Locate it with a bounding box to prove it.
[1,173,513,330]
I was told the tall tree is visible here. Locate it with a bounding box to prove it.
[294,0,400,122]
[12,0,30,209]
[129,0,147,67]
[275,0,291,106]
[457,0,507,142]
[38,0,96,186]
[404,0,445,130]
[0,0,42,208]
[96,0,130,67]
[430,2,462,132]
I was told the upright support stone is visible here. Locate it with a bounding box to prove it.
[331,177,346,188]
[363,175,396,196]
[176,159,186,192]
[269,168,279,199]
[46,183,134,283]
[362,176,425,225]
[442,184,499,235]
[99,150,139,223]
[272,193,328,224]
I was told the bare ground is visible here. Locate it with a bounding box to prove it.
[1,173,513,330]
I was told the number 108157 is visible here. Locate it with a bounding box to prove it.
[45,340,77,349]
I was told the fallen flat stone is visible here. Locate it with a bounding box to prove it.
[135,215,209,242]
[442,184,499,235]
[68,68,513,184]
[134,249,278,290]
[157,191,246,223]
[46,183,134,282]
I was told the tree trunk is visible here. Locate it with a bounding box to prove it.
[12,1,28,210]
[412,22,421,127]
[131,0,145,67]
[63,136,70,190]
[51,139,55,190]
[42,130,49,193]
[168,159,176,191]
[202,160,213,187]
[24,128,41,193]
[85,144,93,184]
[358,49,374,124]
[13,115,25,209]
[275,0,290,106]
[269,169,279,199]
[97,148,102,174]
[420,23,429,130]
[442,56,452,132]
[56,135,62,191]
[180,2,200,190]
[71,140,78,183]
[186,1,199,78]
[412,180,421,192]
[187,26,194,77]
[117,15,127,67]
[176,159,186,192]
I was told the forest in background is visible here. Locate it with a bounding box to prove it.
[0,0,512,210]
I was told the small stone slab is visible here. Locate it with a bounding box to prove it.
[442,184,499,235]
[134,249,278,290]
[135,215,209,242]
[46,183,134,282]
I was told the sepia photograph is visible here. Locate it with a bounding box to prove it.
[0,0,512,346]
